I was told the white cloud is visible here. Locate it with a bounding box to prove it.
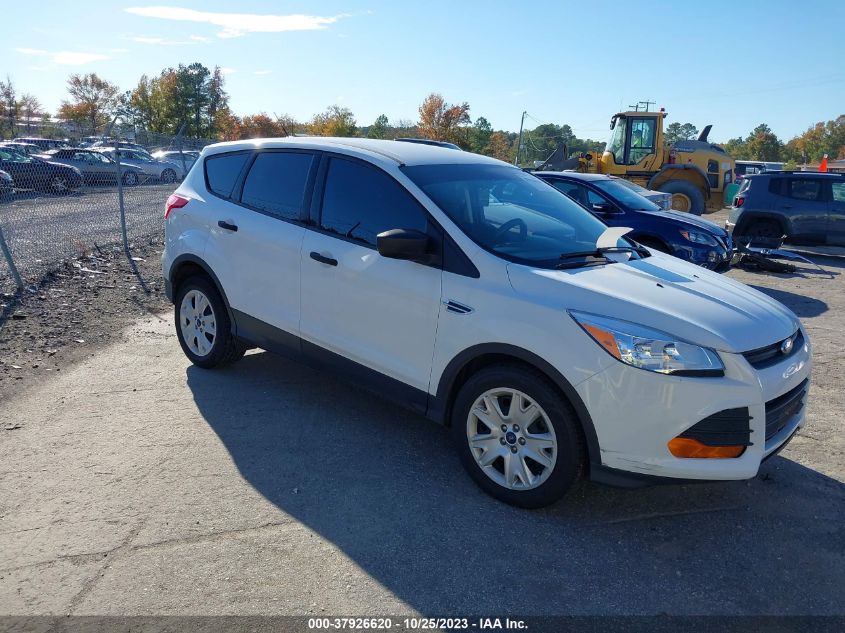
[125,6,346,38]
[253,70,272,75]
[53,51,110,65]
[17,47,110,66]
[189,35,210,42]
[110,48,130,53]
[220,67,236,75]
[131,36,169,45]
[16,48,49,56]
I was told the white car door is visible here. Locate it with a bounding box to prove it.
[299,156,442,405]
[202,149,317,351]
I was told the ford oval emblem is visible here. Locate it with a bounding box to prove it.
[781,337,794,355]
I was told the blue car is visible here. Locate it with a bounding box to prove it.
[535,171,734,272]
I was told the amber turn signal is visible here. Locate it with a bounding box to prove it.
[668,437,745,458]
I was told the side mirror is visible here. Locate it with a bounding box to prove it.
[592,202,618,213]
[377,228,430,262]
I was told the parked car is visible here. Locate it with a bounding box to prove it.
[735,160,784,184]
[536,172,734,271]
[0,169,13,197]
[151,150,200,173]
[396,138,462,150]
[0,147,82,193]
[12,137,70,152]
[90,140,150,154]
[95,148,182,182]
[727,171,845,246]
[612,177,673,210]
[161,138,811,508]
[40,148,143,186]
[0,141,43,157]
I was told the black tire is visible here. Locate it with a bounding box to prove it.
[174,275,247,369]
[122,171,138,186]
[633,235,671,254]
[48,174,70,195]
[658,180,706,215]
[451,364,584,508]
[161,169,177,184]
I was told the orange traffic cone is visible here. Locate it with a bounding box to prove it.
[819,154,828,172]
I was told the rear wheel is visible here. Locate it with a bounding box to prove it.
[452,365,584,508]
[48,174,69,194]
[659,180,705,215]
[174,276,247,369]
[122,171,138,186]
[161,168,177,184]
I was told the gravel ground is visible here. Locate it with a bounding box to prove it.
[0,209,842,619]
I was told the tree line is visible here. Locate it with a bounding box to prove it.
[1,66,842,165]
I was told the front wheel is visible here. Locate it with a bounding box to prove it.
[174,276,247,368]
[452,365,584,508]
[122,171,138,186]
[659,180,705,215]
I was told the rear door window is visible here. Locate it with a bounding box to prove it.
[239,151,315,221]
[549,180,590,207]
[832,182,845,202]
[787,178,823,201]
[205,152,250,199]
[319,157,428,247]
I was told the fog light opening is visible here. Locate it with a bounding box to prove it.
[668,437,745,458]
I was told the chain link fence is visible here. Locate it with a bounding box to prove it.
[0,133,214,296]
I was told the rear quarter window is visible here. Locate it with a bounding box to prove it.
[239,151,314,220]
[204,152,250,199]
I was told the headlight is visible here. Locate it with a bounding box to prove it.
[570,311,724,376]
[70,167,83,176]
[680,230,719,246]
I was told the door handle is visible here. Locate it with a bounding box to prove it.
[217,220,238,232]
[309,251,338,266]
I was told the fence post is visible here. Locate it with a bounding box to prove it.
[114,140,128,255]
[0,222,23,291]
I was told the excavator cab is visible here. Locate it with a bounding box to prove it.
[603,113,663,170]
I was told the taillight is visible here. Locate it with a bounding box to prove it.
[165,193,189,219]
[734,196,745,208]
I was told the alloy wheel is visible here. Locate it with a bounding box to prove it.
[179,289,217,357]
[466,388,557,490]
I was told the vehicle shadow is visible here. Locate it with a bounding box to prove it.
[186,352,844,615]
[748,285,828,318]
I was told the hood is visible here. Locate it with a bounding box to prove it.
[507,253,798,353]
[645,210,727,236]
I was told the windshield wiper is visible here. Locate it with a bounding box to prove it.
[556,254,610,269]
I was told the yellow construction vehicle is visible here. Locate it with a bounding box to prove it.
[559,108,735,214]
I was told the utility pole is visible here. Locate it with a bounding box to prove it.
[514,111,527,166]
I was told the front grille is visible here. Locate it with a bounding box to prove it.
[765,379,808,441]
[742,330,803,369]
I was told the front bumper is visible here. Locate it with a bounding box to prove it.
[578,328,812,483]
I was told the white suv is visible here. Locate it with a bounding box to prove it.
[162,138,812,508]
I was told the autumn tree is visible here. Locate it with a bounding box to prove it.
[664,122,699,146]
[485,131,514,162]
[309,105,357,137]
[0,76,17,138]
[17,94,44,133]
[417,93,471,146]
[367,114,389,139]
[744,123,782,161]
[238,113,288,138]
[130,63,230,138]
[58,73,120,135]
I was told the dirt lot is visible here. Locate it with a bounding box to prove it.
[0,211,843,618]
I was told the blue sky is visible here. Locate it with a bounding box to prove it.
[4,0,844,142]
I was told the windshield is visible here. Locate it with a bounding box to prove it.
[403,163,628,267]
[606,117,626,164]
[593,179,660,212]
